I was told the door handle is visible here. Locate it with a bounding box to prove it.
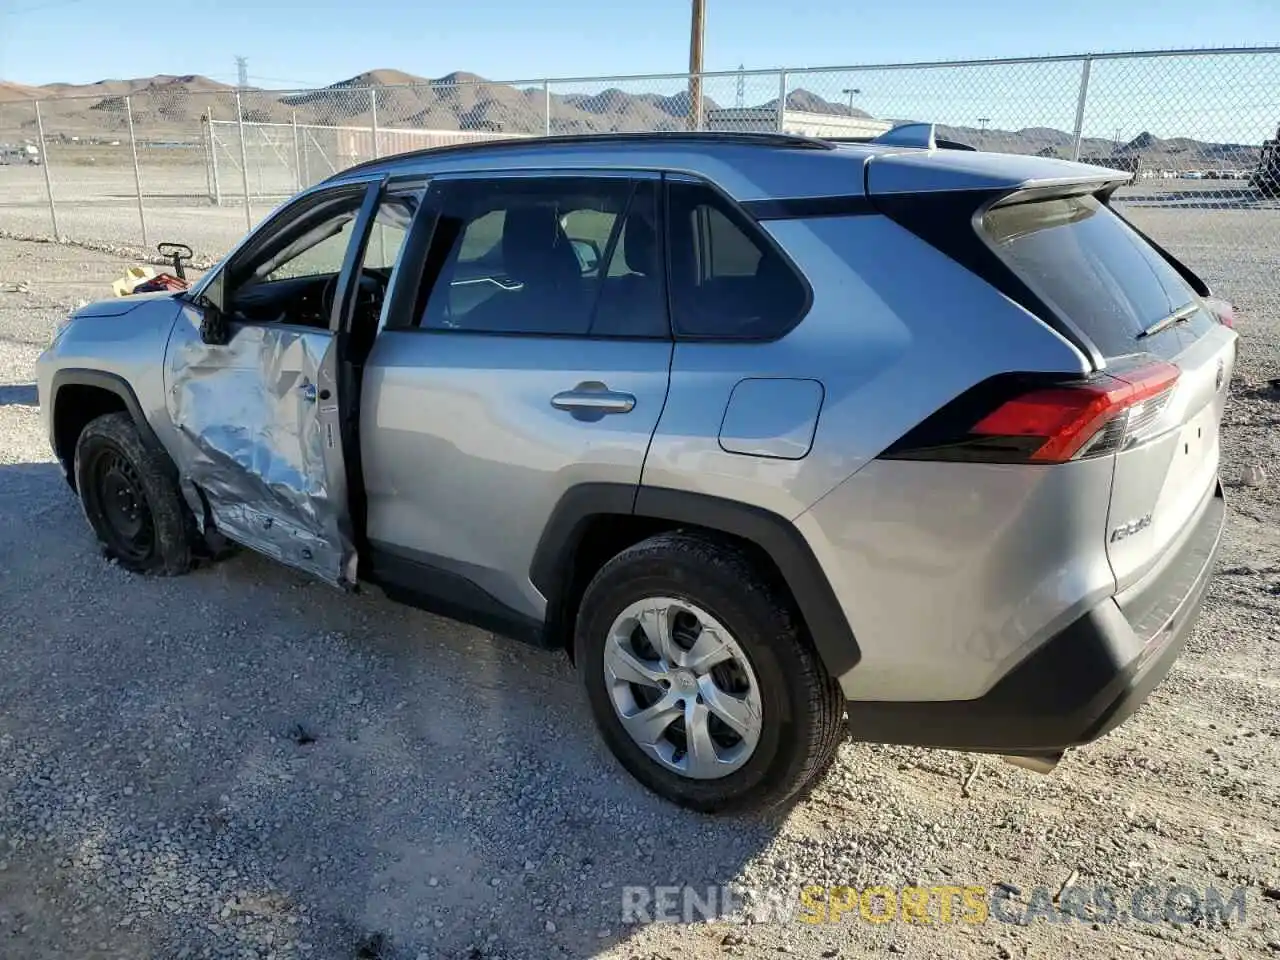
[550,385,636,416]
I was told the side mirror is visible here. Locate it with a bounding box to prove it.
[198,270,231,346]
[570,238,601,275]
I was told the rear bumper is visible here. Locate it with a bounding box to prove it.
[845,480,1225,754]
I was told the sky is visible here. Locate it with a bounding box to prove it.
[1,0,1277,143]
[1,0,1277,88]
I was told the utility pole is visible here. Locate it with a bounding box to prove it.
[687,0,705,131]
[842,87,861,114]
[235,55,249,90]
[978,117,991,132]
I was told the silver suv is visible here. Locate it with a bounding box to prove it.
[37,129,1234,812]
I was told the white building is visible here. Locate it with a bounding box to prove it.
[704,107,893,139]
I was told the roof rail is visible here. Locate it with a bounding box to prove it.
[329,130,834,181]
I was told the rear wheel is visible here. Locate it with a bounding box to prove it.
[74,412,194,576]
[575,532,845,812]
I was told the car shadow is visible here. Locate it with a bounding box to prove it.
[0,383,38,407]
[0,459,800,960]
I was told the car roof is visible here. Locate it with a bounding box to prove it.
[325,131,1129,202]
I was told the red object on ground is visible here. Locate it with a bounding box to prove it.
[131,273,190,294]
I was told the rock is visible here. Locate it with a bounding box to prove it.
[1240,464,1267,487]
[545,921,556,933]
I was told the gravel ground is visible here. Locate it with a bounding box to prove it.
[1,231,1278,960]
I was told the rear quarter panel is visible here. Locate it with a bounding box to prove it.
[642,213,1091,519]
[644,211,1113,703]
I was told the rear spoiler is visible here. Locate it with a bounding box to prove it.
[866,148,1131,199]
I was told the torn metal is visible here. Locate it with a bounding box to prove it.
[165,304,356,586]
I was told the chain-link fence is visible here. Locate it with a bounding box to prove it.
[2,48,1278,318]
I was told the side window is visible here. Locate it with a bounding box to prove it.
[361,187,423,273]
[224,187,367,327]
[418,177,667,338]
[263,221,356,281]
[667,180,809,339]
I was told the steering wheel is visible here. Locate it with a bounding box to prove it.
[319,272,387,325]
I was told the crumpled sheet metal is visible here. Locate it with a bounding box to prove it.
[167,317,355,586]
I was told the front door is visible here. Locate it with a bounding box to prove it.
[163,179,390,585]
[360,172,673,630]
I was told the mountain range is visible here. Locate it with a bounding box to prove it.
[0,70,1261,166]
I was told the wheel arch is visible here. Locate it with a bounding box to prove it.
[50,369,168,490]
[531,483,861,679]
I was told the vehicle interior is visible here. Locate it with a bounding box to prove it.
[422,181,663,337]
[224,190,419,332]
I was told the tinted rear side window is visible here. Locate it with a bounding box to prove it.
[667,180,809,340]
[982,195,1213,358]
[417,177,667,338]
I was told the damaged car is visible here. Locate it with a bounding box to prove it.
[39,129,1234,812]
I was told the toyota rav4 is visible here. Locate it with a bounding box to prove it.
[37,128,1234,812]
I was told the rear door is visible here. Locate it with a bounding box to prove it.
[359,171,673,626]
[982,192,1237,590]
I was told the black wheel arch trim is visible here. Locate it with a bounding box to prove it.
[49,368,167,465]
[530,483,861,680]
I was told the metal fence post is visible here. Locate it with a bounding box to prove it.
[33,100,60,239]
[370,88,380,160]
[235,90,252,229]
[208,108,223,206]
[292,110,303,191]
[1071,57,1093,161]
[125,96,148,248]
[201,114,213,203]
[544,80,552,136]
[301,129,311,189]
[776,70,788,132]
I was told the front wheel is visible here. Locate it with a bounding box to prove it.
[575,532,845,813]
[74,412,194,576]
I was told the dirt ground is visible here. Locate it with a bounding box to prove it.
[0,222,1277,960]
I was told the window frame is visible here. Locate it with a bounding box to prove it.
[392,168,673,342]
[197,182,374,303]
[663,172,814,343]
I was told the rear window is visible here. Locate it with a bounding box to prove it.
[983,194,1213,358]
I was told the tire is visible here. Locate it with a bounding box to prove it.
[575,531,845,813]
[74,412,194,576]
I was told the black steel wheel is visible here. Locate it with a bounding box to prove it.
[74,412,194,575]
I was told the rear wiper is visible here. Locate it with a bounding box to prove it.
[1137,302,1198,340]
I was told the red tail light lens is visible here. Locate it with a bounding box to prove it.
[1204,296,1235,329]
[881,361,1180,465]
[972,362,1180,463]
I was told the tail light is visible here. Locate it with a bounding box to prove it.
[1204,296,1235,329]
[882,361,1180,465]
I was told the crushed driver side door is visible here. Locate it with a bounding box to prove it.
[163,178,384,586]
